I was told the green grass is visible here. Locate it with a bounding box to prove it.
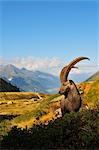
[0,92,51,138]
[0,79,99,143]
[84,79,99,108]
[0,93,60,139]
[12,93,60,123]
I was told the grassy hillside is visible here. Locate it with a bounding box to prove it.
[0,78,99,149]
[0,92,61,137]
[78,78,99,109]
[85,71,99,82]
[84,79,99,107]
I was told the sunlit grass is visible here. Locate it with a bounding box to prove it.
[0,79,99,140]
[84,79,99,108]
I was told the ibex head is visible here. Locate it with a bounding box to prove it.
[59,57,90,95]
[59,80,71,95]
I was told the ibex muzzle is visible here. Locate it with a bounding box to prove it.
[59,57,90,116]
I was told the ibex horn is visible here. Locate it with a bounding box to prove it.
[60,57,90,83]
[60,66,78,83]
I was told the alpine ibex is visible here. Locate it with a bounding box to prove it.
[59,57,90,116]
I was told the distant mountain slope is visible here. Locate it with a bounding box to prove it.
[0,78,20,92]
[0,64,60,93]
[85,71,99,82]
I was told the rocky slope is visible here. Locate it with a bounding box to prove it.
[0,78,20,92]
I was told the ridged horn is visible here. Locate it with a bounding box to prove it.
[60,57,90,83]
[60,66,78,83]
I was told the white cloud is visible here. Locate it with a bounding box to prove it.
[0,56,62,75]
[0,56,98,76]
[11,56,62,75]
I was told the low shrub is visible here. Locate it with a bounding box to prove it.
[1,109,99,149]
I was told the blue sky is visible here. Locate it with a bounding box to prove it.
[0,0,98,75]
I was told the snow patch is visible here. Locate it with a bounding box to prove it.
[8,77,13,81]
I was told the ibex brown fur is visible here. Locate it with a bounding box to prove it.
[59,57,90,116]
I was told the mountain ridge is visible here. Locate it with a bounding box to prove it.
[0,78,20,92]
[85,71,99,82]
[0,64,60,93]
[0,64,98,93]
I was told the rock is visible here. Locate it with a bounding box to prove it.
[55,108,62,118]
[7,101,13,105]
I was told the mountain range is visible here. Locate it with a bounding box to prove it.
[0,64,98,93]
[0,64,60,93]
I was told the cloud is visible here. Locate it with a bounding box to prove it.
[11,56,62,75]
[0,56,62,75]
[0,56,98,76]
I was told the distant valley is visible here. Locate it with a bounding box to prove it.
[0,64,60,93]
